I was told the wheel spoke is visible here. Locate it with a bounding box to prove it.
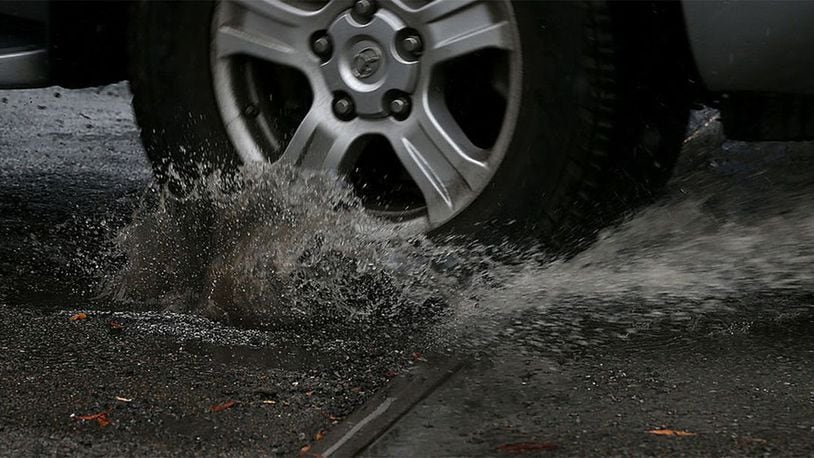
[230,0,316,27]
[412,0,481,23]
[389,113,488,224]
[428,19,514,65]
[214,25,309,70]
[279,109,356,172]
[213,0,348,72]
[420,98,490,189]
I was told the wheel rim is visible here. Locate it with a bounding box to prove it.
[211,0,522,231]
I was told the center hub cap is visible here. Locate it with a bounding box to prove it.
[322,9,419,118]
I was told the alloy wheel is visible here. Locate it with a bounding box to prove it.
[211,0,522,231]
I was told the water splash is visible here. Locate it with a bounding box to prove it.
[101,115,814,354]
[101,164,486,334]
[442,117,814,352]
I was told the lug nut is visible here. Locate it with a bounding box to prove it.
[401,35,423,55]
[353,0,377,19]
[312,34,332,59]
[389,96,411,119]
[333,96,355,119]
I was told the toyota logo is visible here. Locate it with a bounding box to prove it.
[351,47,382,80]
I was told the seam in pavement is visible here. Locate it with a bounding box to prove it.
[309,356,465,458]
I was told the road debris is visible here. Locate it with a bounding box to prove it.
[411,351,427,362]
[210,400,237,412]
[647,429,697,437]
[72,411,110,427]
[320,411,339,422]
[68,312,87,321]
[109,320,124,334]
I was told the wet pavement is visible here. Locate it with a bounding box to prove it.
[361,307,814,456]
[1,85,814,456]
[0,85,411,456]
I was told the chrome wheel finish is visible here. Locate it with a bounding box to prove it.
[212,0,521,230]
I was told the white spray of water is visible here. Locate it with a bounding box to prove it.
[103,118,814,351]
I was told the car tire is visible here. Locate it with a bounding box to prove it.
[129,0,690,250]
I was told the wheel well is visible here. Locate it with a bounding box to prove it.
[48,1,132,88]
[606,0,703,105]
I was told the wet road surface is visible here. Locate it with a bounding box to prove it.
[0,86,409,456]
[361,307,814,456]
[1,86,814,456]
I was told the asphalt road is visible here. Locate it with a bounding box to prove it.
[0,85,420,456]
[1,85,814,456]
